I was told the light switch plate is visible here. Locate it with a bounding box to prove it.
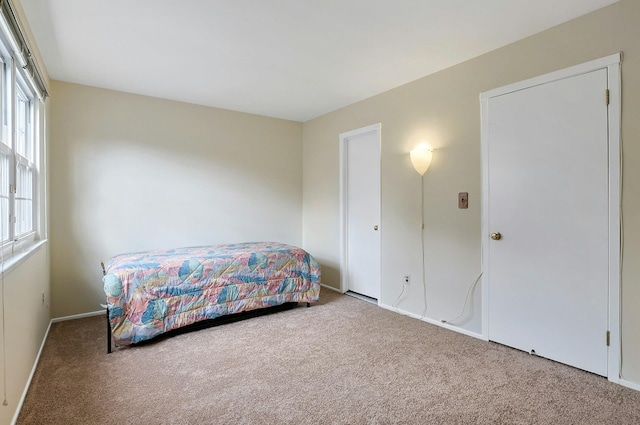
[458,192,468,209]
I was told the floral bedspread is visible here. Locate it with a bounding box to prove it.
[102,242,321,345]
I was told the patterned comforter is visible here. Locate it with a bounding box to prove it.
[102,242,321,346]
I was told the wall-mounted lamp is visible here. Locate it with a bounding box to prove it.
[410,145,433,176]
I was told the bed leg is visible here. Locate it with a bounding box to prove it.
[307,302,310,308]
[106,308,112,354]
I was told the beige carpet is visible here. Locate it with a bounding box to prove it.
[17,290,640,424]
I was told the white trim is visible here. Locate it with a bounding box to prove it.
[378,302,484,340]
[320,283,344,293]
[339,129,346,293]
[338,123,382,297]
[480,53,621,100]
[480,91,490,342]
[620,378,640,393]
[10,320,51,425]
[607,59,622,384]
[51,310,105,323]
[480,53,622,382]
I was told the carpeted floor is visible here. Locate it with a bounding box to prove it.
[17,290,640,424]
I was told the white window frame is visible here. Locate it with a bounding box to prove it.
[13,76,36,240]
[0,31,43,262]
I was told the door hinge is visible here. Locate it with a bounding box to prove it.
[606,330,610,347]
[605,89,610,105]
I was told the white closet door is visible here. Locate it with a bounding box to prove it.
[344,126,380,299]
[486,68,609,376]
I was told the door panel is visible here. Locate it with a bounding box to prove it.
[487,69,609,376]
[346,130,380,299]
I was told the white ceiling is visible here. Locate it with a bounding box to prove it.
[21,0,618,122]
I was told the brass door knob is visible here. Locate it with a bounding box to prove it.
[491,232,502,240]
[374,225,379,231]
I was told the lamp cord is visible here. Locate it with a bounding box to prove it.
[441,272,483,324]
[394,173,427,315]
[392,282,407,313]
[420,174,427,318]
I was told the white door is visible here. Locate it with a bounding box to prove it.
[341,124,381,299]
[485,69,610,376]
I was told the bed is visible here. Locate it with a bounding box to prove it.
[102,242,321,351]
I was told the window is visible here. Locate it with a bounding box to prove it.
[0,2,47,264]
[0,45,43,258]
[15,85,34,237]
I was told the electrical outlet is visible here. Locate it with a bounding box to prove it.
[403,275,411,285]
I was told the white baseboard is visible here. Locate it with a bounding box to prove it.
[620,378,640,392]
[321,283,344,293]
[378,302,484,340]
[10,320,52,425]
[51,310,105,323]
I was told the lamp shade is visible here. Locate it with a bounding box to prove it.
[410,145,433,176]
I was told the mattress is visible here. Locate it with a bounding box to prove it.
[102,242,321,346]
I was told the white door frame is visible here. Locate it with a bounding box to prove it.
[339,123,382,300]
[480,53,621,382]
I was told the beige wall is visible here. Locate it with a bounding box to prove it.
[49,81,303,317]
[302,0,640,382]
[0,247,50,425]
